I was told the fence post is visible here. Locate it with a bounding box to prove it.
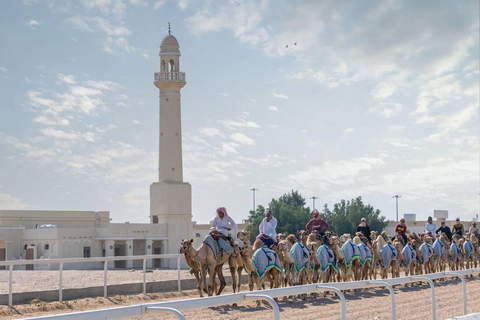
[316,285,346,320]
[104,260,108,298]
[447,272,467,315]
[59,262,64,302]
[177,256,181,291]
[411,276,435,320]
[8,264,13,307]
[368,281,396,320]
[143,258,147,295]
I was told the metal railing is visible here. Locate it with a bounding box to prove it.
[0,254,183,307]
[16,268,480,320]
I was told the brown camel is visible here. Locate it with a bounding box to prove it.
[239,247,281,291]
[180,239,203,297]
[298,230,308,245]
[277,239,294,287]
[180,238,236,296]
[306,233,322,283]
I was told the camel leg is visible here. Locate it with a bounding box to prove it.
[236,266,243,292]
[216,265,226,295]
[229,257,237,293]
[194,267,204,298]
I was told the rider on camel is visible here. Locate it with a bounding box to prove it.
[257,209,277,248]
[210,207,236,246]
[305,209,329,239]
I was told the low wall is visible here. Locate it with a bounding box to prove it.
[0,275,249,305]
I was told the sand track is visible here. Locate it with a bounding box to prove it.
[1,275,479,320]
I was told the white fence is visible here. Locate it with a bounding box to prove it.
[0,254,184,307]
[16,268,480,320]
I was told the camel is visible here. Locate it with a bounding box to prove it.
[392,238,405,277]
[353,233,373,280]
[402,241,417,277]
[298,230,309,245]
[376,232,397,279]
[277,239,295,287]
[316,238,339,283]
[419,237,434,274]
[470,233,479,268]
[180,237,236,296]
[463,235,475,269]
[432,235,446,272]
[449,238,463,271]
[236,230,253,291]
[306,232,323,283]
[439,234,451,271]
[277,233,287,242]
[239,246,282,294]
[411,239,423,275]
[180,239,203,297]
[329,236,354,282]
[289,235,310,287]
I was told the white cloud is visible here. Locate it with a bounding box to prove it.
[153,1,165,10]
[368,102,403,118]
[24,19,39,29]
[230,133,255,145]
[268,105,278,112]
[389,125,405,131]
[344,128,355,133]
[124,187,148,205]
[33,115,70,126]
[217,92,229,97]
[220,142,239,155]
[224,119,260,129]
[199,127,221,137]
[57,74,76,85]
[0,193,29,209]
[0,67,7,73]
[40,128,95,141]
[371,82,396,99]
[272,92,288,99]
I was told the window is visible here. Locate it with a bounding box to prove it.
[24,244,28,250]
[44,244,49,250]
[83,247,91,258]
[152,215,158,224]
[196,233,201,238]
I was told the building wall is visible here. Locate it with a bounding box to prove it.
[0,210,110,228]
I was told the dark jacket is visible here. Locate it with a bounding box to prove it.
[356,225,371,242]
[436,225,452,241]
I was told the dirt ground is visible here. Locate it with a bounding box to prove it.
[1,276,479,320]
[0,269,194,294]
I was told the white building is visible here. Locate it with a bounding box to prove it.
[0,31,249,270]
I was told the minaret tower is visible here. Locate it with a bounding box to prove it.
[150,26,192,267]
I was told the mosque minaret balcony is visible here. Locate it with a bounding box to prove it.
[154,71,186,82]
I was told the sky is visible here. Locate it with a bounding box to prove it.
[0,0,479,224]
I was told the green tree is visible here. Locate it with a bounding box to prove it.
[246,190,311,242]
[322,196,388,235]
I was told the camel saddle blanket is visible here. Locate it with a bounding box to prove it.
[251,247,282,279]
[356,243,372,266]
[203,234,233,260]
[402,243,417,266]
[341,240,361,267]
[433,239,446,258]
[463,241,474,258]
[290,242,310,274]
[419,242,433,264]
[450,242,461,261]
[316,244,338,272]
[380,243,398,269]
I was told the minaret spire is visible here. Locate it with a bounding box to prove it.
[168,22,171,35]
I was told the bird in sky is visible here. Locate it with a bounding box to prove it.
[286,44,288,48]
[294,42,297,45]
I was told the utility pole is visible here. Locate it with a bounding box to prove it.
[250,188,258,213]
[393,195,401,221]
[310,196,318,210]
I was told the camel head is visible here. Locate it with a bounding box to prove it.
[277,233,287,241]
[469,233,478,244]
[277,240,287,253]
[425,236,433,244]
[287,234,297,244]
[237,230,250,241]
[180,239,194,253]
[340,233,351,243]
[370,231,378,239]
[329,236,340,247]
[297,230,308,241]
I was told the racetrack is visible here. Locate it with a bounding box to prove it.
[2,275,479,320]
